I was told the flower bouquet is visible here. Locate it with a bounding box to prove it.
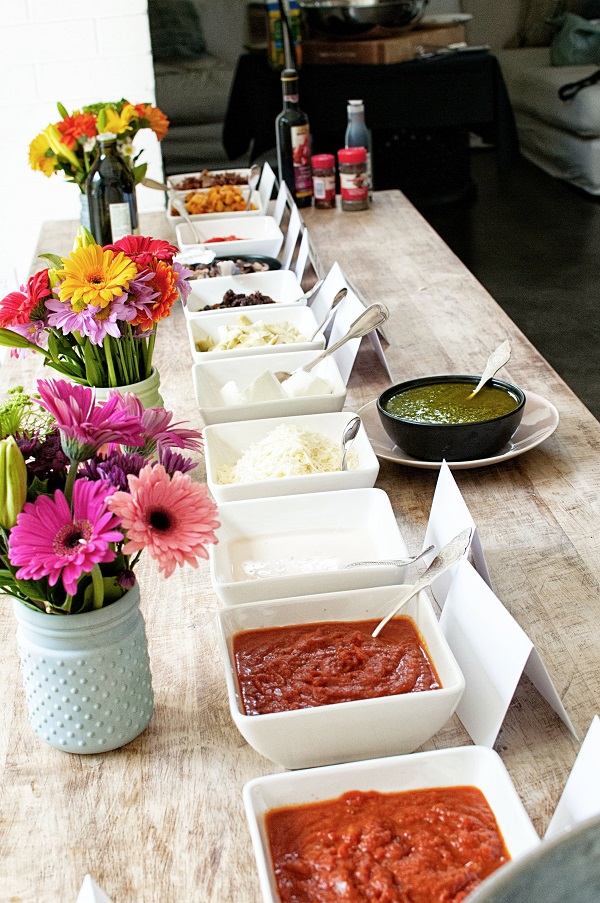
[0,231,192,389]
[0,379,219,615]
[29,99,169,191]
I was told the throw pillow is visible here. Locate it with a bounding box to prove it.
[148,0,206,62]
[548,12,600,63]
[508,0,582,47]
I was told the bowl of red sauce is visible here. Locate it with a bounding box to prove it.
[244,745,540,903]
[216,584,465,769]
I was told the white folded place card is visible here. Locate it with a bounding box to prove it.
[280,204,303,270]
[312,262,393,384]
[423,460,492,606]
[545,715,600,839]
[76,875,114,903]
[440,559,576,747]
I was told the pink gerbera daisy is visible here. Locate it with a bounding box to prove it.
[107,464,219,577]
[105,235,179,268]
[36,378,145,461]
[114,392,203,456]
[8,479,123,596]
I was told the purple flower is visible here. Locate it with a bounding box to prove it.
[16,428,69,491]
[6,320,49,349]
[159,446,198,475]
[82,450,148,491]
[114,393,203,456]
[173,262,194,305]
[36,378,145,462]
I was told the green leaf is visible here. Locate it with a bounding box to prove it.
[15,577,51,603]
[83,342,105,387]
[38,253,63,268]
[133,162,148,185]
[0,328,39,350]
[57,102,69,119]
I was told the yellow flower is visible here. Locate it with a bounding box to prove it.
[44,123,82,172]
[104,104,138,136]
[28,132,56,177]
[56,245,138,311]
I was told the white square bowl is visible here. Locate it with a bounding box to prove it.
[208,487,409,605]
[167,187,265,223]
[184,270,305,316]
[167,167,251,191]
[176,215,284,258]
[203,411,380,503]
[217,586,466,769]
[187,305,325,363]
[193,350,347,425]
[244,746,541,903]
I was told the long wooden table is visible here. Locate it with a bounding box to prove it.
[1,192,599,901]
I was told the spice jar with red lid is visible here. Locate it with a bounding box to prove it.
[337,146,369,211]
[311,154,336,209]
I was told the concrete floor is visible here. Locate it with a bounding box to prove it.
[421,149,600,421]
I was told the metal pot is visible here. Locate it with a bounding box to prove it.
[299,0,429,36]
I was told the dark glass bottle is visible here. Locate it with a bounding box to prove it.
[275,69,312,208]
[86,133,139,244]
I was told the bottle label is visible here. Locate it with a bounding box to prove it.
[340,171,368,202]
[312,174,335,201]
[291,124,312,198]
[109,202,132,241]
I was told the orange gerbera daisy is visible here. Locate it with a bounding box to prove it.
[135,103,169,141]
[28,132,56,177]
[57,112,97,150]
[132,260,178,330]
[56,245,138,312]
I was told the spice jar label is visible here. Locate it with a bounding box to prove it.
[340,171,368,201]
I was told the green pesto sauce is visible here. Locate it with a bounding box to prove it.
[385,382,519,425]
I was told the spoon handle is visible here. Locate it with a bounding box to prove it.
[469,340,511,398]
[372,528,472,637]
[304,303,389,374]
[308,287,347,341]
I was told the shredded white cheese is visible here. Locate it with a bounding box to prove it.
[216,423,358,484]
[196,315,308,352]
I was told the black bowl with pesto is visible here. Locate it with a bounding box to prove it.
[377,376,526,462]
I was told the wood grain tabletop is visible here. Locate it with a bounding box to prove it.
[0,191,598,902]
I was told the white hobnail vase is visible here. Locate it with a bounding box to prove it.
[12,583,154,754]
[93,367,163,408]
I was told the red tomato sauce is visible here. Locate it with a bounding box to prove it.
[233,617,441,716]
[266,786,510,903]
[204,235,244,243]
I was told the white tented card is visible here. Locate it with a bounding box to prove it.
[545,715,600,839]
[440,559,577,747]
[76,875,114,903]
[314,262,392,383]
[423,460,492,607]
[293,228,310,281]
[280,204,303,270]
[258,161,276,210]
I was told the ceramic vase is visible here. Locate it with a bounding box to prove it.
[12,583,154,754]
[94,367,163,408]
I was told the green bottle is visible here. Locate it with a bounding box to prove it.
[86,133,139,244]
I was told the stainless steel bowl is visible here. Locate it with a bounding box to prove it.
[300,0,429,35]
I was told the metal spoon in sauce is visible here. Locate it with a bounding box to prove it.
[468,340,512,399]
[372,528,472,638]
[340,415,361,471]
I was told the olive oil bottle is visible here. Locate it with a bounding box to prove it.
[86,133,139,244]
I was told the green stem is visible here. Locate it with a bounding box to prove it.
[63,463,78,506]
[142,331,156,380]
[103,337,119,388]
[90,564,104,609]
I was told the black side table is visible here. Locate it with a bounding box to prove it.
[223,51,519,207]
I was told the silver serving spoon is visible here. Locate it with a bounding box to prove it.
[308,287,347,342]
[297,278,325,306]
[245,164,262,210]
[468,339,512,399]
[141,176,203,243]
[274,302,389,383]
[340,415,361,471]
[372,528,472,638]
[344,544,435,569]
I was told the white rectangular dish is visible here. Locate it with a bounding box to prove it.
[167,187,265,223]
[166,167,251,191]
[204,411,379,503]
[176,215,284,258]
[244,746,541,903]
[187,305,325,363]
[184,270,304,316]
[192,349,347,425]
[217,586,465,769]
[208,487,409,605]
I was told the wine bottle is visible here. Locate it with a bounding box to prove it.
[86,132,139,244]
[276,68,312,208]
[345,99,373,196]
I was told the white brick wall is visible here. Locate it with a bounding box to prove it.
[0,0,164,284]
